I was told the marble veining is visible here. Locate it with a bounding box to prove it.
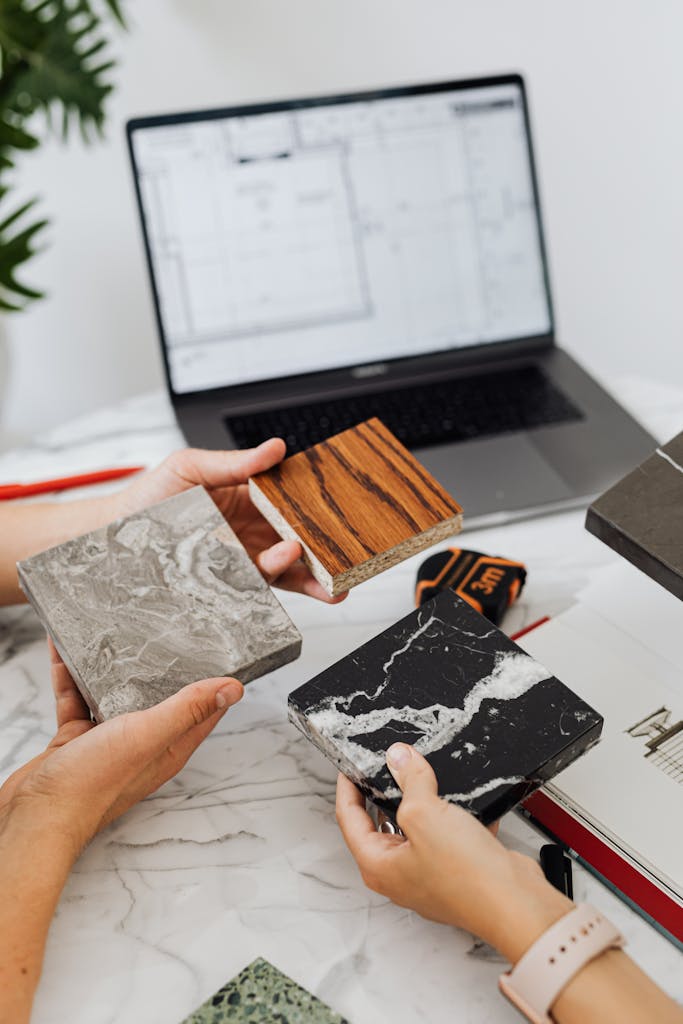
[18,487,301,720]
[289,590,603,823]
[0,387,681,1024]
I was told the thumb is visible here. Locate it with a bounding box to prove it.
[256,539,303,583]
[123,676,244,764]
[386,743,439,800]
[166,439,286,490]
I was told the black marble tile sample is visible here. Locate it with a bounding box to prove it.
[180,958,349,1023]
[288,590,603,824]
[586,431,683,601]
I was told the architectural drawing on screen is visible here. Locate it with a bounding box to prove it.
[131,84,552,393]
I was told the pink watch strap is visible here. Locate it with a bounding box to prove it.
[498,903,625,1023]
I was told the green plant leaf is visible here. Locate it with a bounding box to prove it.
[0,0,123,142]
[0,115,39,172]
[0,192,47,310]
[0,0,125,311]
[100,0,126,29]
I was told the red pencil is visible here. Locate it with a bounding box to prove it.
[0,466,146,500]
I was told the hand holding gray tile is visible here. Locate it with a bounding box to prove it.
[18,487,302,721]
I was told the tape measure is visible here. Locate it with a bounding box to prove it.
[415,547,527,625]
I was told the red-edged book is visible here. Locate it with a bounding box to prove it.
[511,564,683,947]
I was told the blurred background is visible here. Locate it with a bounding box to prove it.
[2,0,682,443]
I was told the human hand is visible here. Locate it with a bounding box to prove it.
[336,743,572,963]
[0,642,244,863]
[110,439,344,603]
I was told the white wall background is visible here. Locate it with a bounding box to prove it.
[2,0,682,440]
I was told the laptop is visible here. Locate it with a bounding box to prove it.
[126,74,654,526]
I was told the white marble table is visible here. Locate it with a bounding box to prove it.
[0,379,681,1024]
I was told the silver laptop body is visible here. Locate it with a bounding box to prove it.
[127,74,654,527]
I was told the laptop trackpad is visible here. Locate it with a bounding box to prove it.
[418,434,573,521]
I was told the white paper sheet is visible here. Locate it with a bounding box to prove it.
[520,612,683,899]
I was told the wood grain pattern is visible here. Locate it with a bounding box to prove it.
[249,418,463,595]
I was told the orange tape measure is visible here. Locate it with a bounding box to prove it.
[415,547,527,625]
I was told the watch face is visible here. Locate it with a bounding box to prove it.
[498,974,546,1024]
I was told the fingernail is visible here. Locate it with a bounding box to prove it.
[216,681,243,709]
[387,743,412,769]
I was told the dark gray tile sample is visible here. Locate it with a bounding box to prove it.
[288,590,602,825]
[180,958,349,1023]
[18,487,301,721]
[586,430,683,600]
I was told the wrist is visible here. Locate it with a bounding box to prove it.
[0,798,77,1024]
[486,852,574,965]
[55,492,124,538]
[0,794,80,880]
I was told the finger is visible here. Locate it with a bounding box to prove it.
[267,558,348,603]
[51,677,244,818]
[48,719,94,748]
[50,652,91,728]
[157,702,228,774]
[335,773,377,859]
[255,540,304,583]
[123,676,244,766]
[255,542,346,603]
[100,704,229,826]
[386,744,439,800]
[167,440,286,491]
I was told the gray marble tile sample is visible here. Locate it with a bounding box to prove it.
[18,487,302,721]
[289,590,603,825]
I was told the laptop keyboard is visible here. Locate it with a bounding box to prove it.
[225,365,583,454]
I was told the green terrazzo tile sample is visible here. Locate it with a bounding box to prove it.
[180,958,350,1023]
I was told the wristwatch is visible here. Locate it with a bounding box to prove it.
[498,903,625,1023]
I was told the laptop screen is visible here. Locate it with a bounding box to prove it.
[129,78,552,396]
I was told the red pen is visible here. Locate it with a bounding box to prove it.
[0,466,146,500]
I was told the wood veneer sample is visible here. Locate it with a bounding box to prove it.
[248,417,463,596]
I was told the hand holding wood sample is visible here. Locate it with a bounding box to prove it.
[248,418,463,596]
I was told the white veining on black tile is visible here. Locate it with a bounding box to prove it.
[289,591,603,823]
[0,386,681,1024]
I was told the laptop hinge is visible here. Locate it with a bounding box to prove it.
[175,336,553,417]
